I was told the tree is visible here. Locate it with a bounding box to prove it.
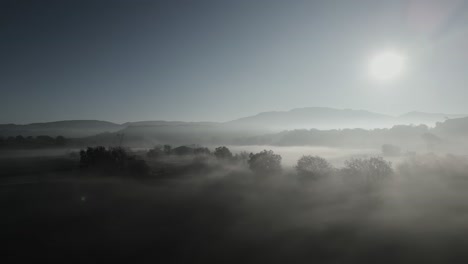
[296,155,333,179]
[147,145,163,158]
[381,144,401,156]
[116,133,125,147]
[421,133,442,151]
[79,146,149,177]
[233,151,250,164]
[55,136,66,146]
[163,145,172,155]
[248,150,282,175]
[15,135,25,144]
[127,157,150,175]
[214,146,233,159]
[35,135,55,146]
[172,146,194,156]
[194,147,211,155]
[342,157,393,184]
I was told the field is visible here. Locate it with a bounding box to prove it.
[3,150,468,263]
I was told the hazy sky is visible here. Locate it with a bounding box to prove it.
[2,0,468,124]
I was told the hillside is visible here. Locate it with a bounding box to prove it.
[225,107,463,130]
[0,120,123,138]
[1,108,465,141]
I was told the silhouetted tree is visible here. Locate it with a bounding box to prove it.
[233,151,250,164]
[0,135,72,149]
[147,145,163,158]
[248,150,282,175]
[214,146,233,159]
[296,155,333,179]
[127,157,150,175]
[342,157,393,184]
[172,146,194,156]
[194,147,211,155]
[163,145,172,155]
[79,146,149,177]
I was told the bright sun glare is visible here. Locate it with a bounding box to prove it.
[369,51,405,81]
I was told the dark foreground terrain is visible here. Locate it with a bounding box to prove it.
[3,153,468,263]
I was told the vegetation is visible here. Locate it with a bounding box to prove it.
[80,145,396,183]
[214,146,233,159]
[248,150,282,175]
[79,146,149,177]
[0,135,67,149]
[8,142,468,263]
[296,155,334,179]
[381,144,401,156]
[147,145,164,158]
[342,157,393,185]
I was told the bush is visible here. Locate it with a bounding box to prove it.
[296,155,333,179]
[248,150,282,175]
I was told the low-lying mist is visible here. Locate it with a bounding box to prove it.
[143,153,468,263]
[5,147,468,263]
[226,145,381,167]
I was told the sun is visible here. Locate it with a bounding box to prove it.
[369,51,405,81]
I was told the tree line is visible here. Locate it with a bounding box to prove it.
[0,135,67,148]
[79,145,393,184]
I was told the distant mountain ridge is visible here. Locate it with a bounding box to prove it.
[226,107,466,130]
[1,108,466,138]
[398,111,465,124]
[123,121,219,127]
[0,120,123,138]
[225,107,393,130]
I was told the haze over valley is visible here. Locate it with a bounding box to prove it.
[4,1,468,263]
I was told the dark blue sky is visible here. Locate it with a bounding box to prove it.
[2,0,468,123]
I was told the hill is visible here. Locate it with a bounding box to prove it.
[226,107,451,130]
[0,120,123,138]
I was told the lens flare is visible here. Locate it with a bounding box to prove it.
[369,51,406,81]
